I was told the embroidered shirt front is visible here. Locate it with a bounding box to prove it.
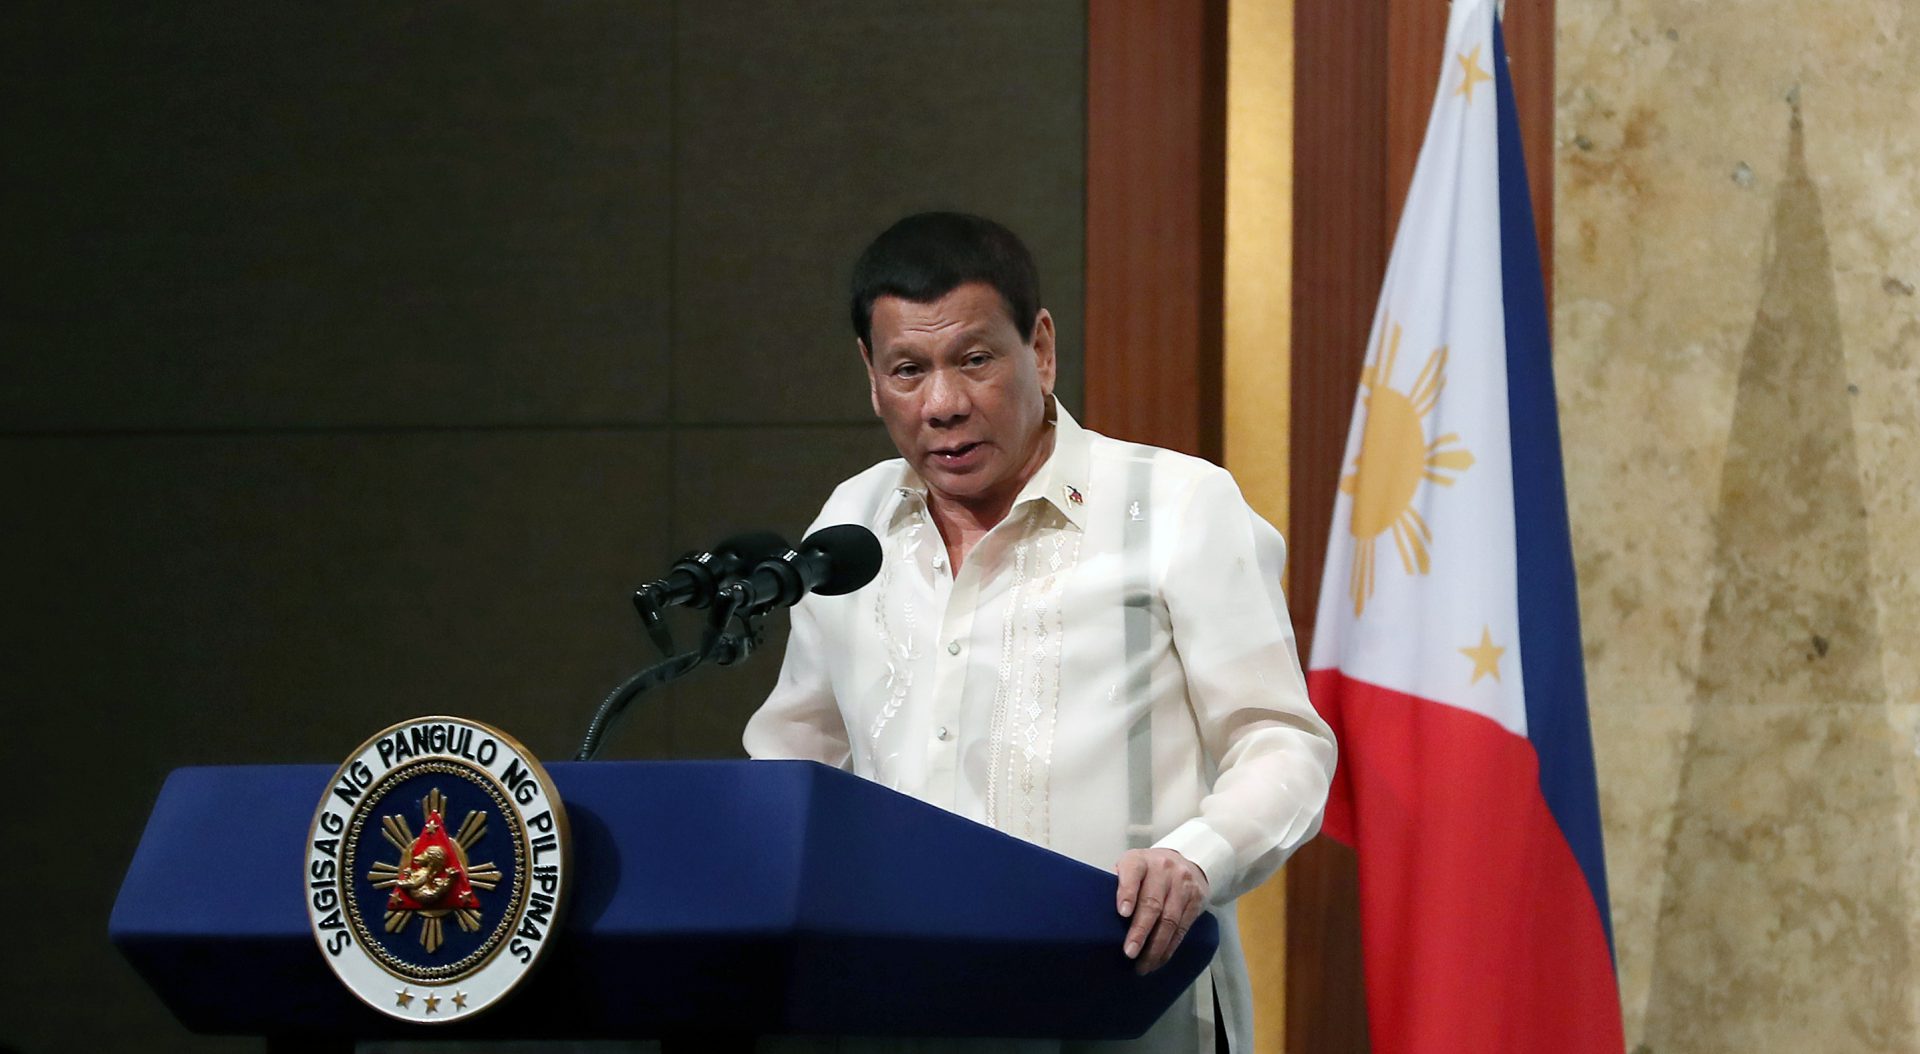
[743,405,1337,1054]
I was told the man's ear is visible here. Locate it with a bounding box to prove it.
[1031,309,1058,395]
[859,338,880,418]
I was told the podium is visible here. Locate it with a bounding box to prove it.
[111,759,1218,1042]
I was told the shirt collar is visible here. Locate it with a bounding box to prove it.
[881,397,1091,533]
[1012,399,1090,530]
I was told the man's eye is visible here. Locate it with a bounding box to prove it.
[893,363,923,378]
[964,352,991,367]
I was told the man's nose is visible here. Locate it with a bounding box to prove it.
[924,368,971,424]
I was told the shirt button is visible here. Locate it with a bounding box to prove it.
[946,640,961,655]
[932,555,946,570]
[935,726,950,741]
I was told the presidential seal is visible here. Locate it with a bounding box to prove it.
[306,716,570,1022]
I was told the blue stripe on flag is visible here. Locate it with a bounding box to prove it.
[1493,19,1617,958]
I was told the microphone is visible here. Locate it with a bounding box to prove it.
[637,531,790,610]
[633,532,790,653]
[726,524,883,617]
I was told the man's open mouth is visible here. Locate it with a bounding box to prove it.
[931,442,985,464]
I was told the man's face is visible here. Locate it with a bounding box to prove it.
[862,282,1057,513]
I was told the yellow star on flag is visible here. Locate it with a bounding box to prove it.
[1454,45,1493,104]
[1460,625,1506,684]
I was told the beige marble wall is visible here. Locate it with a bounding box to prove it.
[1556,2,1920,1049]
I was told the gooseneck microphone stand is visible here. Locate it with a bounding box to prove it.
[574,525,882,762]
[573,580,768,762]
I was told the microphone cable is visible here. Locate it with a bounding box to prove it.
[573,587,745,762]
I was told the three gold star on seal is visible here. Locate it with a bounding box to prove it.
[393,988,468,1012]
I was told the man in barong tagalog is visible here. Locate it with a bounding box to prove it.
[746,212,1336,1054]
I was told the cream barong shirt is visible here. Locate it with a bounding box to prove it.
[745,406,1336,1054]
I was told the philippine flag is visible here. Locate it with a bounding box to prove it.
[1305,1,1624,1050]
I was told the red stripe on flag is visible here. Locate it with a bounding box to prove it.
[1308,668,1623,1053]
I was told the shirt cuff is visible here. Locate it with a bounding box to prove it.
[1153,819,1236,902]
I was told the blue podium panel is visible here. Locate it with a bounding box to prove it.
[111,759,1218,1041]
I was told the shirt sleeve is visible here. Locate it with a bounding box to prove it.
[1151,468,1337,904]
[742,579,853,767]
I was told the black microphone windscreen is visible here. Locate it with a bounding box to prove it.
[802,524,883,596]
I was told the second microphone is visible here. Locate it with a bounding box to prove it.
[722,524,883,617]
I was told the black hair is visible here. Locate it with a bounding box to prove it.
[849,211,1040,351]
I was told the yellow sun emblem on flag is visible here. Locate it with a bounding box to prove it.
[1341,314,1476,616]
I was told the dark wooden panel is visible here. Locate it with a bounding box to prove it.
[1084,0,1226,461]
[1285,838,1371,1051]
[1385,1,1446,240]
[1286,0,1385,1045]
[1286,0,1387,701]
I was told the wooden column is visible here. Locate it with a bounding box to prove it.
[1084,0,1228,461]
[1282,1,1388,1048]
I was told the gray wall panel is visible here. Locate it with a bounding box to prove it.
[6,435,674,759]
[672,0,1086,425]
[1,432,673,1051]
[671,424,900,543]
[2,3,674,430]
[2,3,1086,1049]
